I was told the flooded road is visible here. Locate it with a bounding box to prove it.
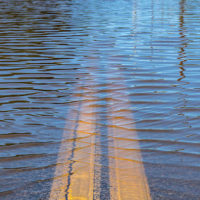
[0,0,200,199]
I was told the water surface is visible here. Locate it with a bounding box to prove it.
[0,0,200,199]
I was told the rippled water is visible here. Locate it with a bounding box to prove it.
[0,0,200,199]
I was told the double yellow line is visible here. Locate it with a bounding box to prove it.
[49,82,151,199]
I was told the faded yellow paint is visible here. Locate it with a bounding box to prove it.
[108,126,152,200]
[107,77,152,200]
[49,88,96,200]
[49,83,151,200]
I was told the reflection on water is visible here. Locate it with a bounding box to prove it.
[0,0,200,199]
[178,0,187,81]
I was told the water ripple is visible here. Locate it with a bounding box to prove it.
[0,0,200,199]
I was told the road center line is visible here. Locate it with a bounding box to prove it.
[49,77,151,199]
[108,105,152,200]
[49,87,96,200]
[106,67,152,199]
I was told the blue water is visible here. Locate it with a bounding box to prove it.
[0,0,200,199]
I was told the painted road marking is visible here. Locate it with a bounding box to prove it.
[106,62,151,199]
[108,109,152,200]
[49,83,151,199]
[49,87,96,200]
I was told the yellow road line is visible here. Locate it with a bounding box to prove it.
[108,117,152,200]
[49,87,96,200]
[107,82,152,199]
[50,81,151,199]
